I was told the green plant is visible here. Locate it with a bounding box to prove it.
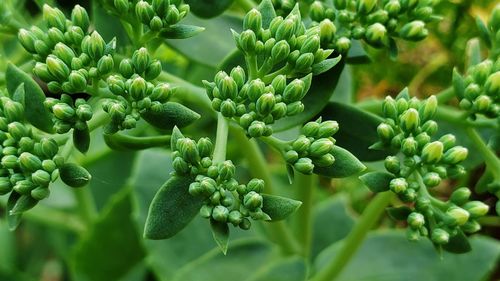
[0,0,498,280]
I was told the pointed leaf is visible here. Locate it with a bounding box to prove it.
[452,68,465,99]
[475,17,491,48]
[170,126,185,151]
[6,192,22,230]
[73,127,91,154]
[313,146,366,178]
[442,229,472,254]
[359,172,394,193]
[345,40,370,64]
[6,63,54,133]
[185,0,234,18]
[286,164,294,184]
[258,0,276,28]
[396,87,410,100]
[160,24,205,39]
[59,163,92,188]
[466,39,482,68]
[261,194,302,221]
[12,83,25,104]
[386,206,412,221]
[144,175,203,239]
[210,219,229,255]
[141,102,200,130]
[312,56,342,75]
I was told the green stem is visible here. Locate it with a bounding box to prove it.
[294,173,316,259]
[72,188,98,225]
[414,170,449,211]
[435,87,455,104]
[232,128,301,255]
[260,136,291,152]
[310,192,394,281]
[236,0,257,12]
[465,127,500,182]
[213,114,229,163]
[104,133,171,150]
[246,55,259,80]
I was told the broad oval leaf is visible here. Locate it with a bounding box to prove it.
[59,163,92,188]
[185,0,234,18]
[144,175,203,240]
[442,229,472,254]
[261,194,302,221]
[210,219,229,255]
[6,63,54,133]
[141,102,200,130]
[73,127,91,154]
[313,146,366,178]
[318,102,389,161]
[159,24,205,39]
[386,206,412,221]
[359,172,394,193]
[312,56,342,76]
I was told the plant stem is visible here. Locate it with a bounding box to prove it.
[260,135,290,152]
[232,128,301,255]
[465,127,500,183]
[435,87,455,104]
[236,0,257,12]
[310,192,394,281]
[294,173,316,259]
[213,113,230,163]
[72,188,97,226]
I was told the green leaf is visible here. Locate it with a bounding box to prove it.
[396,87,410,100]
[475,17,491,49]
[12,83,25,104]
[59,163,92,188]
[144,175,203,239]
[210,219,229,255]
[345,40,370,64]
[388,38,398,61]
[359,172,394,193]
[330,65,353,104]
[442,229,472,254]
[9,195,37,215]
[386,206,412,221]
[160,24,205,39]
[6,63,54,133]
[73,127,90,154]
[246,257,307,281]
[273,62,346,131]
[258,0,276,29]
[315,231,500,281]
[103,133,170,151]
[141,102,200,130]
[312,195,356,258]
[6,192,22,230]
[466,38,482,68]
[71,188,146,281]
[313,146,366,178]
[317,102,388,161]
[452,68,465,99]
[185,0,234,18]
[261,194,302,221]
[312,56,342,75]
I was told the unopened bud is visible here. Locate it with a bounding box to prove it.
[421,141,443,164]
[294,158,314,174]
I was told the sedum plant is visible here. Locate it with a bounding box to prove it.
[0,0,498,281]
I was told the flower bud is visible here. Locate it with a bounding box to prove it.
[357,0,377,14]
[431,228,449,245]
[46,55,70,81]
[197,138,213,158]
[14,179,36,194]
[318,121,339,138]
[314,154,335,167]
[301,122,320,137]
[423,172,441,187]
[484,72,500,97]
[292,136,311,153]
[283,79,305,103]
[228,210,243,225]
[243,9,262,32]
[389,178,407,194]
[407,212,425,229]
[18,29,36,53]
[212,205,229,222]
[248,121,266,138]
[220,100,237,117]
[246,178,264,193]
[384,156,400,174]
[40,138,59,159]
[439,134,456,151]
[85,32,106,60]
[421,120,438,136]
[443,146,468,164]
[421,141,443,164]
[384,0,401,16]
[52,103,75,120]
[295,53,315,72]
[97,55,114,75]
[119,59,135,78]
[401,137,418,156]
[377,123,394,143]
[256,93,276,115]
[68,71,87,92]
[244,191,263,210]
[462,201,489,218]
[177,138,200,164]
[0,177,12,195]
[271,40,291,64]
[309,138,334,157]
[219,76,238,100]
[19,152,42,172]
[71,5,90,31]
[135,0,155,24]
[165,5,181,25]
[218,160,235,181]
[229,66,246,90]
[319,19,336,43]
[450,187,471,205]
[446,206,470,226]
[300,35,320,54]
[399,21,428,41]
[239,30,257,54]
[32,170,51,187]
[247,79,265,101]
[172,157,189,174]
[113,0,130,13]
[365,23,388,47]
[294,158,314,174]
[2,98,24,122]
[43,5,66,31]
[132,48,151,74]
[271,102,287,119]
[382,96,398,120]
[1,155,18,169]
[419,95,437,121]
[400,108,420,132]
[276,19,296,41]
[129,76,148,100]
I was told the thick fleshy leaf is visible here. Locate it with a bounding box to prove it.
[475,17,491,48]
[210,219,229,255]
[312,56,342,75]
[261,194,302,221]
[273,62,346,131]
[6,192,22,230]
[160,24,205,39]
[73,127,90,154]
[59,163,92,188]
[442,229,472,254]
[313,146,366,178]
[185,0,234,18]
[317,102,388,161]
[141,102,200,130]
[466,38,482,68]
[258,0,276,28]
[386,206,412,221]
[144,175,203,239]
[315,231,500,281]
[345,40,370,64]
[359,172,394,193]
[71,189,146,281]
[6,63,54,132]
[103,133,171,151]
[330,65,353,104]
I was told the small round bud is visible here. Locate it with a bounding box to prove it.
[132,48,151,74]
[377,123,394,143]
[302,121,320,137]
[135,0,155,25]
[243,9,262,32]
[239,30,257,54]
[248,121,266,138]
[52,103,75,120]
[365,23,388,47]
[319,19,336,43]
[462,201,489,218]
[247,178,264,193]
[389,178,407,194]
[292,136,311,153]
[443,146,468,164]
[420,95,437,121]
[407,212,425,229]
[71,5,90,31]
[431,228,449,245]
[309,138,334,157]
[318,121,339,138]
[43,5,66,31]
[450,187,471,205]
[97,55,114,75]
[40,138,59,158]
[384,156,400,174]
[439,134,456,151]
[461,220,481,234]
[32,170,51,187]
[423,172,441,187]
[314,154,335,167]
[46,55,70,81]
[383,96,398,120]
[294,158,314,174]
[230,66,246,89]
[283,79,305,103]
[421,141,443,164]
[19,152,42,172]
[84,32,106,60]
[357,0,377,14]
[401,137,418,156]
[172,157,189,174]
[18,29,37,53]
[284,150,299,164]
[247,79,265,101]
[244,191,263,210]
[228,210,243,225]
[212,205,229,222]
[275,19,296,41]
[271,40,291,64]
[399,21,428,41]
[218,160,235,181]
[1,155,18,169]
[400,108,420,132]
[286,101,304,116]
[446,206,470,226]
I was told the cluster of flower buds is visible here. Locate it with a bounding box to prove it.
[0,96,62,214]
[283,118,339,174]
[373,92,489,246]
[18,5,116,94]
[170,128,269,230]
[456,59,500,119]
[203,67,310,138]
[273,0,436,53]
[44,95,93,134]
[232,6,333,76]
[103,48,171,133]
[102,0,189,32]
